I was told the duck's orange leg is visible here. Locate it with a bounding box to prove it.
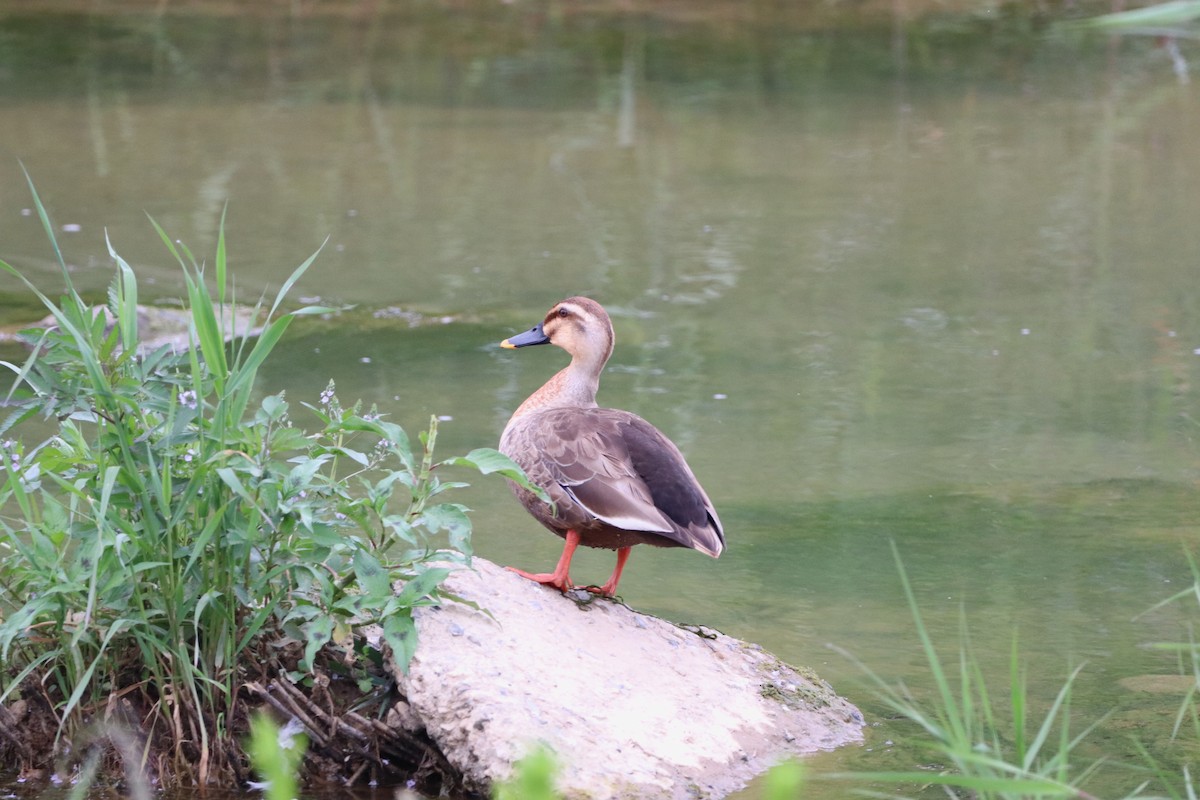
[589,546,631,598]
[507,529,581,592]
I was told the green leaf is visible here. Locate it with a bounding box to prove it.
[21,164,69,281]
[290,304,347,316]
[226,314,293,403]
[105,229,139,354]
[381,514,417,545]
[378,421,413,468]
[395,566,453,608]
[0,264,111,406]
[307,523,349,548]
[444,448,549,502]
[258,393,288,423]
[332,446,369,467]
[215,466,274,532]
[184,269,228,396]
[286,455,331,491]
[215,204,228,307]
[0,319,52,405]
[301,616,334,673]
[269,426,310,453]
[0,400,40,439]
[267,238,328,321]
[215,467,255,504]
[352,549,392,600]
[382,610,418,674]
[417,504,473,555]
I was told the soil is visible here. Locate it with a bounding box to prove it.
[0,640,468,796]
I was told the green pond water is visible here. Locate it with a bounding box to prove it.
[3,3,1200,797]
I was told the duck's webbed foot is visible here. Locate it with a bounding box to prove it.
[505,529,582,594]
[506,565,573,592]
[582,546,631,598]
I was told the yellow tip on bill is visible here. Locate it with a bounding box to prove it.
[500,339,517,349]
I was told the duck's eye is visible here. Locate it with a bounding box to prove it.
[557,307,570,318]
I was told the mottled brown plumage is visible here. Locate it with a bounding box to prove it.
[498,297,724,596]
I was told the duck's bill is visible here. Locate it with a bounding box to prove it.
[501,322,550,349]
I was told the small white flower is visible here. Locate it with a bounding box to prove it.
[179,389,198,410]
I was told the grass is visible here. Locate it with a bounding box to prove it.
[829,542,1117,799]
[1133,549,1200,800]
[0,176,540,786]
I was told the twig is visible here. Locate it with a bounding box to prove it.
[245,676,461,791]
[244,681,329,747]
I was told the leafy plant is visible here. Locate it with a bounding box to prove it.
[0,177,539,784]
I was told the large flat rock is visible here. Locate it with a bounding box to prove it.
[389,558,864,799]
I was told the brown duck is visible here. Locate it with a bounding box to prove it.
[498,297,724,597]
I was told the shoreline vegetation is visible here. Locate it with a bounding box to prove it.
[0,180,542,792]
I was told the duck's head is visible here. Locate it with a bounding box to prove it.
[501,297,615,366]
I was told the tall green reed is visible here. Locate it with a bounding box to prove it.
[0,178,538,783]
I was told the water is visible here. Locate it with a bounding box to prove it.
[2,3,1200,796]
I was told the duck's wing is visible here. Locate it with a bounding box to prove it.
[535,407,725,557]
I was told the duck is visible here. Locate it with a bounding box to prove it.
[498,296,724,597]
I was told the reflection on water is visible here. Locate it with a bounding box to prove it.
[3,3,1200,797]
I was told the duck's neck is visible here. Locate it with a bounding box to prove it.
[510,357,602,420]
